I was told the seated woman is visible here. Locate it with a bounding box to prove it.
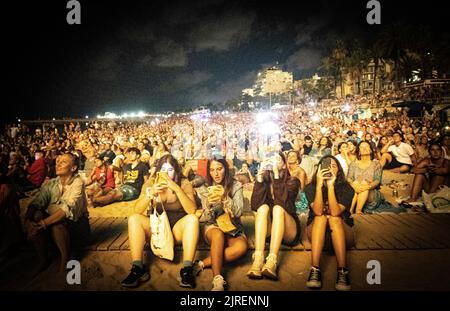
[195,158,248,291]
[408,142,450,202]
[247,152,301,280]
[376,136,389,161]
[121,154,200,289]
[347,141,383,214]
[334,142,351,177]
[85,157,115,208]
[286,150,307,189]
[310,136,332,165]
[234,162,255,185]
[304,155,355,291]
[346,140,357,163]
[414,135,430,164]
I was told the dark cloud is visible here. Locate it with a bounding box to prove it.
[155,70,212,92]
[187,70,256,104]
[286,48,323,73]
[190,11,255,52]
[140,39,188,68]
[88,49,123,81]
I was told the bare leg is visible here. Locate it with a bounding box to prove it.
[310,215,327,267]
[202,235,248,267]
[429,176,446,194]
[390,165,410,174]
[172,214,199,262]
[50,223,70,273]
[254,205,270,253]
[268,205,285,256]
[329,216,347,268]
[205,228,225,277]
[93,190,122,206]
[409,174,426,201]
[380,153,392,168]
[128,214,151,262]
[350,193,358,214]
[355,190,369,214]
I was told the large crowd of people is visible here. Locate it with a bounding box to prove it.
[1,93,449,291]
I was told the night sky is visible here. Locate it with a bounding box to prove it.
[5,0,449,121]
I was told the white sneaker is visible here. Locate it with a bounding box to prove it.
[261,254,278,280]
[211,275,227,291]
[192,260,204,276]
[247,252,264,279]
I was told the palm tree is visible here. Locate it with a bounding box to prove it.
[320,40,347,98]
[344,40,369,95]
[375,23,411,88]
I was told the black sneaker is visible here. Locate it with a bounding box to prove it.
[120,265,150,288]
[179,266,196,288]
[306,266,322,289]
[335,268,351,291]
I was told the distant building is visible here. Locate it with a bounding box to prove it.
[336,59,395,98]
[241,66,294,108]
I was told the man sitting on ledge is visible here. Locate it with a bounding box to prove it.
[25,153,91,274]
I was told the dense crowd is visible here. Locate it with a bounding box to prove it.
[1,96,449,291]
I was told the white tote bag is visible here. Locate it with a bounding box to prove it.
[149,198,174,261]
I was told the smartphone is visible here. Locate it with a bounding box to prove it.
[321,158,332,178]
[155,171,169,186]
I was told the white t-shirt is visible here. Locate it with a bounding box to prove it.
[388,142,415,165]
[335,154,349,177]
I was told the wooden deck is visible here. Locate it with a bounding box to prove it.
[84,213,450,251]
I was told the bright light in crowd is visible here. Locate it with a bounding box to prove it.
[343,104,351,112]
[308,101,316,107]
[18,119,21,122]
[85,115,89,119]
[312,114,320,122]
[256,112,270,122]
[52,118,55,121]
[97,115,101,119]
[261,121,280,135]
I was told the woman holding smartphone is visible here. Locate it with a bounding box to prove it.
[247,152,301,280]
[303,155,355,291]
[195,158,248,291]
[121,154,200,289]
